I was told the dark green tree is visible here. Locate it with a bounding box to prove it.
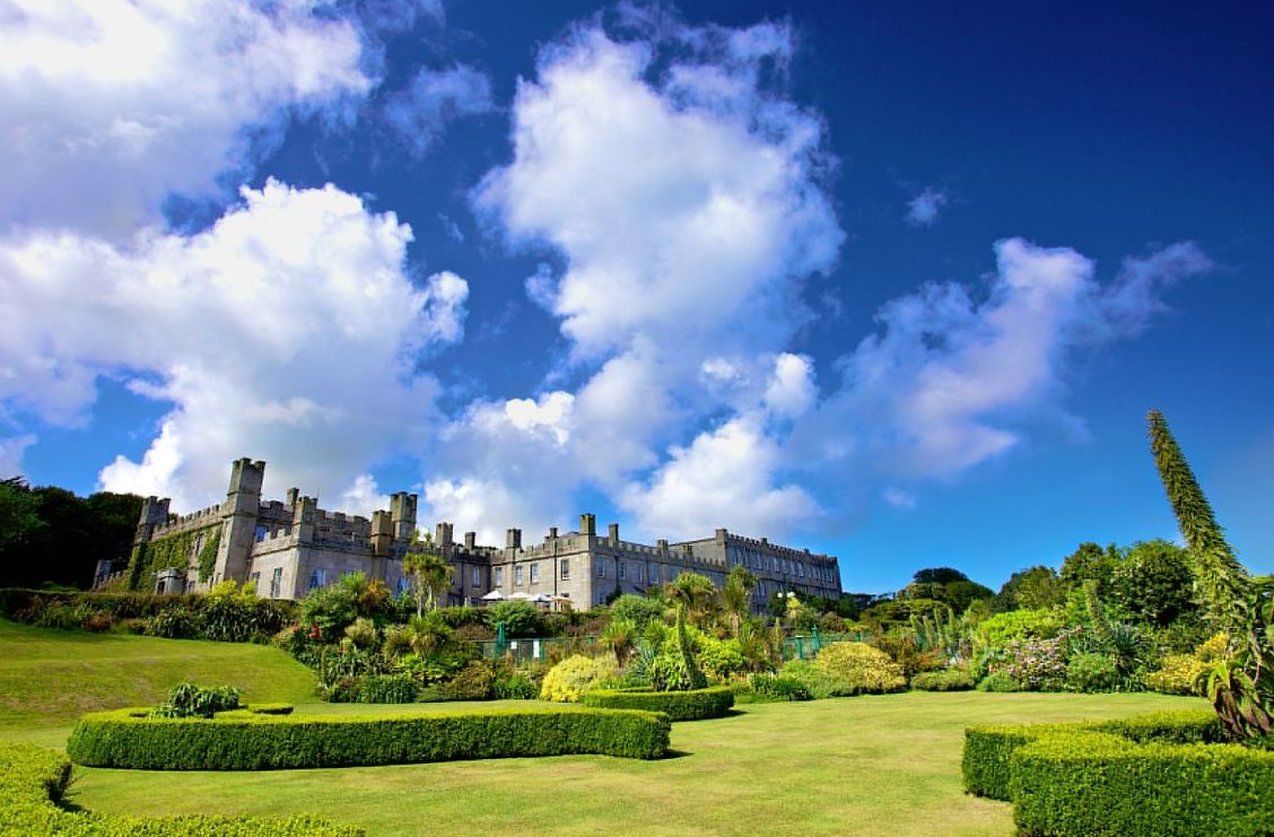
[997,565,1066,611]
[1059,541,1121,592]
[1109,539,1197,627]
[1148,409,1270,739]
[0,477,42,552]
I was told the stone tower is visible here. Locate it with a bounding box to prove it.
[213,458,265,585]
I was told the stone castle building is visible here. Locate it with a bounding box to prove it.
[118,459,842,610]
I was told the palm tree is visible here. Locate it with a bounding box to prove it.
[601,618,637,668]
[665,571,719,628]
[722,565,757,638]
[402,533,452,617]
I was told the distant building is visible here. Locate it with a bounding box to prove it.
[115,459,842,610]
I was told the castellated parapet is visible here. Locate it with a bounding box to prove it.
[119,459,842,609]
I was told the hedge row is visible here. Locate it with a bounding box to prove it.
[1011,730,1274,836]
[963,710,1273,836]
[67,706,671,770]
[0,740,359,835]
[580,686,735,721]
[962,709,1223,800]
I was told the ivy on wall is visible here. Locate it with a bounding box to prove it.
[126,525,221,592]
[197,526,222,584]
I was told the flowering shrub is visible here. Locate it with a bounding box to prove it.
[988,635,1069,691]
[539,655,618,702]
[1065,653,1121,692]
[1145,654,1205,695]
[814,642,906,694]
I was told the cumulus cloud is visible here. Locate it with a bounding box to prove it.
[794,238,1212,489]
[384,64,494,155]
[0,435,37,479]
[427,18,842,539]
[0,180,466,509]
[621,415,819,539]
[0,0,374,239]
[905,187,948,227]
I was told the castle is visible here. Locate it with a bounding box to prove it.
[113,459,842,610]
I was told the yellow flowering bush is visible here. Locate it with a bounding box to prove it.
[539,654,618,703]
[813,642,906,694]
[1145,633,1228,696]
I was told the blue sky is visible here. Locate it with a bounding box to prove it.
[1,1,1270,593]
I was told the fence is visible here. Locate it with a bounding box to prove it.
[782,629,873,660]
[473,635,600,663]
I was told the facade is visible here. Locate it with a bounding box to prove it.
[120,460,842,611]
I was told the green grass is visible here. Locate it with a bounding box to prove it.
[1,619,1206,835]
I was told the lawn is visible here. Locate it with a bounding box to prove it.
[1,619,1204,835]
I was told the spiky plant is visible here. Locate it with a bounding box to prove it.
[1147,409,1271,739]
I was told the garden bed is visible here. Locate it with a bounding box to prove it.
[67,705,670,769]
[963,710,1274,835]
[580,685,735,721]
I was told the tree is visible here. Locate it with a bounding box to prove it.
[0,477,41,552]
[913,567,969,586]
[721,565,757,638]
[1109,540,1196,627]
[1059,542,1121,592]
[899,567,993,614]
[1148,409,1271,739]
[997,565,1066,611]
[600,618,637,668]
[402,534,451,618]
[665,571,719,628]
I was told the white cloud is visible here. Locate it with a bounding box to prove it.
[0,434,37,479]
[764,353,816,418]
[795,237,1212,490]
[905,187,948,227]
[0,179,465,510]
[384,64,494,155]
[0,0,374,239]
[428,19,842,540]
[621,415,819,540]
[882,486,917,510]
[338,473,391,516]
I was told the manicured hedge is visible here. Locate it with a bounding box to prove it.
[962,710,1273,836]
[1013,732,1274,836]
[580,685,735,721]
[0,740,359,835]
[962,709,1222,800]
[67,706,670,769]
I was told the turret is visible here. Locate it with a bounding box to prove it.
[389,492,417,542]
[579,513,596,537]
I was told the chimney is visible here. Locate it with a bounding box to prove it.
[506,528,522,550]
[464,531,476,551]
[608,522,619,545]
[548,526,558,540]
[286,487,299,508]
[657,539,668,553]
[579,513,596,536]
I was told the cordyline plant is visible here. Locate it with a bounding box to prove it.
[1148,409,1273,740]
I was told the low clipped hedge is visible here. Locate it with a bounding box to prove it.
[963,710,1273,836]
[0,740,358,835]
[67,706,670,770]
[1012,730,1274,836]
[962,709,1223,800]
[580,685,735,721]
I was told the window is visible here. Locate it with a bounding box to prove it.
[560,558,570,580]
[530,562,540,583]
[515,565,524,586]
[617,560,626,580]
[471,566,480,587]
[597,561,606,579]
[396,576,410,594]
[495,566,504,587]
[250,572,260,594]
[269,567,282,598]
[308,568,326,590]
[255,525,268,542]
[636,563,644,583]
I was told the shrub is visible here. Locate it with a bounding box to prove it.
[813,642,906,694]
[987,635,1069,691]
[976,672,1020,692]
[493,672,538,700]
[67,706,670,768]
[1145,653,1205,695]
[354,675,418,704]
[911,668,974,691]
[1013,732,1274,835]
[1065,652,1121,693]
[978,608,1064,647]
[0,741,361,835]
[438,660,494,701]
[485,601,545,637]
[749,673,813,701]
[343,617,380,649]
[149,683,241,719]
[540,655,618,702]
[146,606,201,638]
[962,709,1224,801]
[581,686,734,721]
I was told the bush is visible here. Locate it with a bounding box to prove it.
[492,672,538,700]
[354,675,418,704]
[1145,653,1205,695]
[540,655,618,702]
[911,668,974,691]
[438,660,495,701]
[749,673,813,702]
[0,740,359,835]
[962,709,1224,801]
[976,672,1021,692]
[813,642,906,694]
[67,705,670,768]
[1065,652,1121,692]
[485,601,545,637]
[986,634,1070,691]
[1013,732,1274,835]
[149,683,241,718]
[146,606,201,638]
[581,686,734,721]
